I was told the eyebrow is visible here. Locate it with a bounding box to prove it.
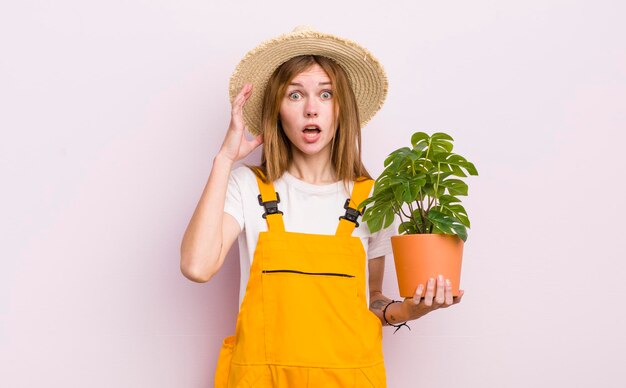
[288,82,332,86]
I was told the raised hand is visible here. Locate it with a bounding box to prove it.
[219,83,263,163]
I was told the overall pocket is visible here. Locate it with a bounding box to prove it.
[214,335,235,388]
[261,268,364,366]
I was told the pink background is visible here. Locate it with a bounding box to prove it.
[2,0,624,386]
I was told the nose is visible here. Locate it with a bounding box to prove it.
[304,99,319,118]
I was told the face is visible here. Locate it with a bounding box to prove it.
[279,64,337,157]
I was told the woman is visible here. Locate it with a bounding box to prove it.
[180,26,463,387]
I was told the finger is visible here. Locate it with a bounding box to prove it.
[435,274,445,305]
[413,284,424,305]
[240,83,253,102]
[424,277,435,307]
[237,83,252,98]
[444,279,453,305]
[232,84,252,110]
[231,97,244,117]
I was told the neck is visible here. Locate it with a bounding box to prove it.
[288,147,337,185]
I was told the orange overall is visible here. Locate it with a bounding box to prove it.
[214,175,386,387]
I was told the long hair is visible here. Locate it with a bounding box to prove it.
[247,55,371,187]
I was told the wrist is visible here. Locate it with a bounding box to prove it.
[382,300,411,334]
[389,300,408,323]
[214,152,235,168]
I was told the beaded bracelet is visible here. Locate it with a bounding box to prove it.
[382,300,411,334]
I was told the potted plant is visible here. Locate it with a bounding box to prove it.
[360,132,478,297]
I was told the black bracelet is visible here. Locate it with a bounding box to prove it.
[382,300,411,334]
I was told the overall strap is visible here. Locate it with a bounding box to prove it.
[335,178,374,237]
[254,173,285,232]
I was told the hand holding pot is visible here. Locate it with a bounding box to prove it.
[402,274,464,321]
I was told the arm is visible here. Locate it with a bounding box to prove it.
[368,256,464,326]
[180,83,263,283]
[180,155,240,282]
[368,256,406,326]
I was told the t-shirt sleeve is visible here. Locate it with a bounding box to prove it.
[224,168,245,231]
[367,215,398,259]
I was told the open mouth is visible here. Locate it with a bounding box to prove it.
[302,125,321,142]
[302,125,321,134]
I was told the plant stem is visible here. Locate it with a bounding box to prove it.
[422,139,434,232]
[397,206,405,225]
[433,162,441,208]
[406,202,422,233]
[407,201,414,216]
[400,206,411,221]
[413,200,426,233]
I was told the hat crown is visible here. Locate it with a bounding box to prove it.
[292,25,315,34]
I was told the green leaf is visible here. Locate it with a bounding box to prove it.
[426,209,451,223]
[431,132,454,141]
[408,176,425,201]
[432,141,453,153]
[439,194,462,205]
[421,184,435,198]
[426,209,468,241]
[411,132,430,147]
[413,141,428,153]
[410,148,424,161]
[359,196,376,209]
[392,184,404,203]
[384,147,412,170]
[366,214,383,233]
[451,224,468,242]
[398,221,417,235]
[383,153,396,168]
[431,151,450,162]
[461,161,479,176]
[401,181,414,203]
[450,164,467,177]
[383,207,396,229]
[438,163,452,173]
[439,179,468,196]
[438,203,471,228]
[364,200,396,233]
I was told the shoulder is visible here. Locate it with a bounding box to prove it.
[231,165,256,180]
[229,165,261,187]
[226,166,261,200]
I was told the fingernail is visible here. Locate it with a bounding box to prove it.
[438,274,444,282]
[446,279,451,286]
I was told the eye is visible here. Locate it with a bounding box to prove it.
[288,91,302,100]
[320,91,333,100]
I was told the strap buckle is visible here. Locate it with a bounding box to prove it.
[339,198,365,228]
[258,192,283,219]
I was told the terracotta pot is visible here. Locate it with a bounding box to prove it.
[391,234,464,298]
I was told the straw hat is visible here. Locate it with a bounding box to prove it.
[229,26,388,136]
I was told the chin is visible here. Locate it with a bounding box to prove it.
[293,143,331,156]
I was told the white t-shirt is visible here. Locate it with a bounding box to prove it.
[224,166,397,309]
